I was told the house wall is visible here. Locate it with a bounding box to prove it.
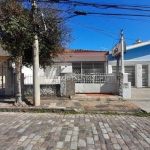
[75,83,117,94]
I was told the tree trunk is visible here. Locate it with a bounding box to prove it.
[15,56,22,104]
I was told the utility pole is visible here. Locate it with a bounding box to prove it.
[121,30,124,73]
[32,0,40,106]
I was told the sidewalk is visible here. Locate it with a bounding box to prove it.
[0,94,140,113]
[128,88,150,113]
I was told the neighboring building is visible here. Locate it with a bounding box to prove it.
[108,40,150,87]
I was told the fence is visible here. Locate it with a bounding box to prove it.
[24,75,60,96]
[24,75,60,85]
[75,73,117,83]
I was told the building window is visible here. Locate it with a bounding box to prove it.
[72,62,104,75]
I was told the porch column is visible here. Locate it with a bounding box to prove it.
[108,65,112,73]
[135,64,142,88]
[148,64,150,87]
[104,62,108,73]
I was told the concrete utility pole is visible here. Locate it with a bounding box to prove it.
[32,0,40,106]
[121,30,124,73]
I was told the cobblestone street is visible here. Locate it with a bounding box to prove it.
[0,113,150,150]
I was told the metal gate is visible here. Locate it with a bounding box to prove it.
[125,66,135,86]
[112,66,135,86]
[142,65,148,87]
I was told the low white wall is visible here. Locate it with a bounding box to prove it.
[75,83,117,94]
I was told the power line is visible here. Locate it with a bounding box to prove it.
[100,17,121,30]
[68,20,119,40]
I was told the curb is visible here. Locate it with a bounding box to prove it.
[0,107,85,113]
[0,107,143,115]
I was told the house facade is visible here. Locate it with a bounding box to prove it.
[23,50,117,95]
[23,50,108,84]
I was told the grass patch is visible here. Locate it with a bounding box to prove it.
[0,108,150,117]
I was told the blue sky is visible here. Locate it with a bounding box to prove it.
[64,0,150,51]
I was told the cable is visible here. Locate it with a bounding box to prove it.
[68,20,119,40]
[100,17,121,30]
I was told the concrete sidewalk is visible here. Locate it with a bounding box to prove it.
[128,88,150,113]
[0,94,140,113]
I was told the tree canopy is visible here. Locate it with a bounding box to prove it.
[0,0,72,68]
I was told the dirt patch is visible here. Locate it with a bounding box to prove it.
[80,100,140,112]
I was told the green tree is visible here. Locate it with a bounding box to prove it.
[0,0,71,104]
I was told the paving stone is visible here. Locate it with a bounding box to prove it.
[85,119,90,122]
[78,139,86,147]
[17,129,25,133]
[70,142,77,149]
[99,122,103,126]
[74,127,79,131]
[18,136,28,142]
[56,141,63,149]
[32,135,41,141]
[21,139,31,147]
[24,144,33,150]
[73,131,78,136]
[103,134,110,139]
[94,135,99,141]
[139,140,150,147]
[113,143,121,150]
[115,134,122,139]
[87,137,94,144]
[106,128,112,132]
[57,127,62,131]
[145,138,150,144]
[93,130,98,135]
[39,138,45,143]
[65,135,71,142]
[28,134,36,139]
[87,144,95,149]
[50,127,57,133]
[101,129,107,134]
[139,133,147,138]
[71,135,78,142]
[104,123,109,128]
[100,125,105,129]
[67,131,73,135]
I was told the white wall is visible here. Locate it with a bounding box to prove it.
[75,83,117,94]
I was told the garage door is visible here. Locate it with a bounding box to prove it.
[125,66,135,86]
[142,65,148,87]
